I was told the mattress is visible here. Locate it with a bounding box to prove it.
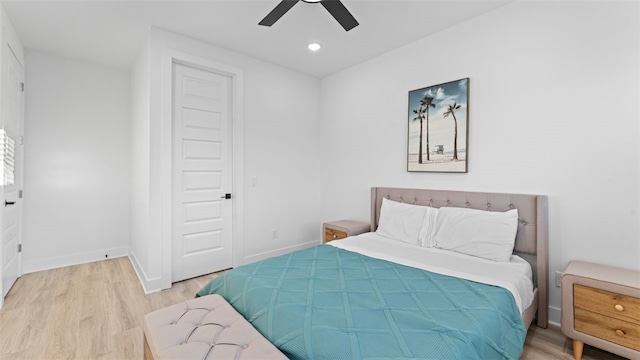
[197,239,528,359]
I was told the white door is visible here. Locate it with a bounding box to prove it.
[2,44,23,297]
[172,63,233,282]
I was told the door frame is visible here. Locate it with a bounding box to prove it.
[160,50,244,289]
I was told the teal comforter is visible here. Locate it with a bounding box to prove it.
[196,245,526,359]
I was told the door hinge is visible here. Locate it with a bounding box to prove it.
[18,244,22,253]
[20,82,24,92]
[19,136,23,145]
[19,189,23,198]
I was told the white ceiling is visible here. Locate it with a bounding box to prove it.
[2,0,512,78]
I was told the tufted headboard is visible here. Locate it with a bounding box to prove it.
[370,187,548,328]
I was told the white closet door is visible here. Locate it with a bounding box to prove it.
[171,63,233,282]
[2,44,23,297]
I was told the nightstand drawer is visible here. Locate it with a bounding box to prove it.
[575,284,640,325]
[562,261,640,360]
[324,228,348,242]
[322,220,370,243]
[575,307,640,351]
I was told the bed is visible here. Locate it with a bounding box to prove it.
[197,187,549,359]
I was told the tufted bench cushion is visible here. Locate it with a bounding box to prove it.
[143,294,287,360]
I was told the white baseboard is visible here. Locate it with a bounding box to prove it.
[548,305,561,327]
[127,250,164,294]
[242,239,320,265]
[22,246,129,274]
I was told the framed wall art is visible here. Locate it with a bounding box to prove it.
[407,78,469,173]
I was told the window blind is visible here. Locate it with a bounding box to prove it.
[0,129,15,186]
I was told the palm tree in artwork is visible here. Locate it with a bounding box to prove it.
[443,102,462,160]
[420,96,436,161]
[412,106,426,164]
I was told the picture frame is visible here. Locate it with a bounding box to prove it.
[407,78,469,173]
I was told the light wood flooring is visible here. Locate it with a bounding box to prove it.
[0,257,627,360]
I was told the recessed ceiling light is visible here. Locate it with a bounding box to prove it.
[302,0,322,3]
[308,43,322,52]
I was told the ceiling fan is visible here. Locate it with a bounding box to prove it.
[259,0,359,32]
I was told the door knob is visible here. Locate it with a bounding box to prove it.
[220,193,231,199]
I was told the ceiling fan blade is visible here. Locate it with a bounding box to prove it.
[320,0,359,31]
[259,0,300,27]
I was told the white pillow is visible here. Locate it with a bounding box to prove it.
[432,207,518,262]
[376,198,428,245]
[418,205,439,248]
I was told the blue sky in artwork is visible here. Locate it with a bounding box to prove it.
[408,78,468,155]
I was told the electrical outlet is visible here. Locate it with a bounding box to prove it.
[272,229,278,239]
[555,271,562,288]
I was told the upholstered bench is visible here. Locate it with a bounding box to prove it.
[143,294,287,360]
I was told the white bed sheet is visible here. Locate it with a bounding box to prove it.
[328,232,534,314]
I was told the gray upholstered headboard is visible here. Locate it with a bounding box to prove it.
[370,187,548,328]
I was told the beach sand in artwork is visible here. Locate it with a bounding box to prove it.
[408,153,466,172]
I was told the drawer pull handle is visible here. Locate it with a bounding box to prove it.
[614,304,624,311]
[333,234,337,239]
[615,329,625,337]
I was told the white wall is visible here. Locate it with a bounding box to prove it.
[22,50,131,272]
[129,36,152,288]
[319,1,639,325]
[130,28,322,292]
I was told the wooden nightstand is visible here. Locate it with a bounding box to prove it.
[561,261,640,360]
[322,220,370,243]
